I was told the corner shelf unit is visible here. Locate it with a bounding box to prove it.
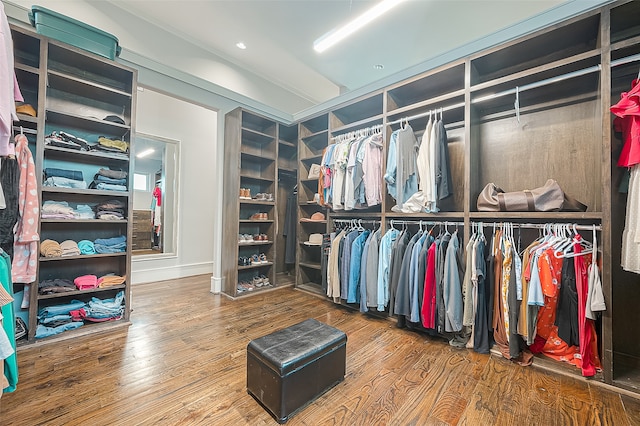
[10,24,137,346]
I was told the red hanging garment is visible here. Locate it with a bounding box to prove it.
[611,79,640,168]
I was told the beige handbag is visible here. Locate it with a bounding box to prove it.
[477,179,587,212]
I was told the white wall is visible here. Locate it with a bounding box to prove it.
[131,88,217,284]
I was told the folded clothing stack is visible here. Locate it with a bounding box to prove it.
[42,167,87,189]
[41,200,76,219]
[94,235,127,253]
[89,168,128,192]
[77,239,96,255]
[36,299,85,339]
[95,199,126,220]
[38,278,76,295]
[60,240,80,257]
[44,131,90,151]
[70,291,125,322]
[95,137,129,154]
[40,239,62,258]
[41,201,97,220]
[98,274,126,288]
[74,274,98,290]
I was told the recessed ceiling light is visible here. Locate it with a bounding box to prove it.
[236,42,247,50]
[314,0,406,53]
[374,64,384,70]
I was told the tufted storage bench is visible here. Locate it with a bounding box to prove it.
[246,318,347,423]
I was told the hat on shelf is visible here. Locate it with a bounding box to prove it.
[15,103,37,117]
[301,212,325,222]
[303,233,323,246]
[103,114,126,125]
[307,164,321,180]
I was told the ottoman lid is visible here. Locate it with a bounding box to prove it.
[247,318,347,376]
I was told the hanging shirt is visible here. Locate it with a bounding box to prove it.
[347,229,370,303]
[443,231,464,332]
[377,228,400,311]
[611,79,640,168]
[363,133,384,207]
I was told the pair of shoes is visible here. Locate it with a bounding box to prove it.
[250,212,268,220]
[250,253,268,264]
[237,281,255,293]
[239,234,255,243]
[260,274,271,287]
[238,256,251,266]
[254,193,274,202]
[252,276,264,287]
[239,188,252,199]
[253,233,268,241]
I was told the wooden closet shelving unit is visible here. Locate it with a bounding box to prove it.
[282,0,640,394]
[10,24,136,346]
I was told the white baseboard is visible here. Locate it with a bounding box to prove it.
[131,262,213,284]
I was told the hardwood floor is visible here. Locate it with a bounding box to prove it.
[1,274,638,425]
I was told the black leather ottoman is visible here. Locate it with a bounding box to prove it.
[246,318,347,423]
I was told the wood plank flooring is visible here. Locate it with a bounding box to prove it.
[0,274,639,425]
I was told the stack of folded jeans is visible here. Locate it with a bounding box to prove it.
[95,199,126,220]
[94,235,126,253]
[71,291,124,322]
[42,167,87,189]
[36,300,86,338]
[89,168,128,192]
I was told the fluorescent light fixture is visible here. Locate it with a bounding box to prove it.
[236,42,247,50]
[136,148,155,158]
[314,0,405,53]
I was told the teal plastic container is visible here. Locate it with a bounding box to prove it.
[29,6,121,60]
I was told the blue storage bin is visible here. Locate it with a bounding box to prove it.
[29,6,121,60]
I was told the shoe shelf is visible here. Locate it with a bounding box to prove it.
[47,69,133,100]
[238,241,272,246]
[238,262,274,270]
[239,219,274,223]
[239,199,275,206]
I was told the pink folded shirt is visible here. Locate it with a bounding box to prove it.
[74,274,98,290]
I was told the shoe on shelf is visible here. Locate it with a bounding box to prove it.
[238,234,246,243]
[244,234,254,242]
[252,276,264,287]
[238,256,247,266]
[254,193,266,201]
[250,254,261,265]
[258,253,268,263]
[250,212,267,221]
[260,274,271,286]
[261,233,269,241]
[265,193,274,202]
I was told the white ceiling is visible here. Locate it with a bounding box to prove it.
[107,0,569,107]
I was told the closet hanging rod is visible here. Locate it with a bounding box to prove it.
[610,52,640,68]
[471,64,601,104]
[333,219,380,224]
[387,102,465,127]
[470,221,601,231]
[388,219,465,226]
[331,124,383,140]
